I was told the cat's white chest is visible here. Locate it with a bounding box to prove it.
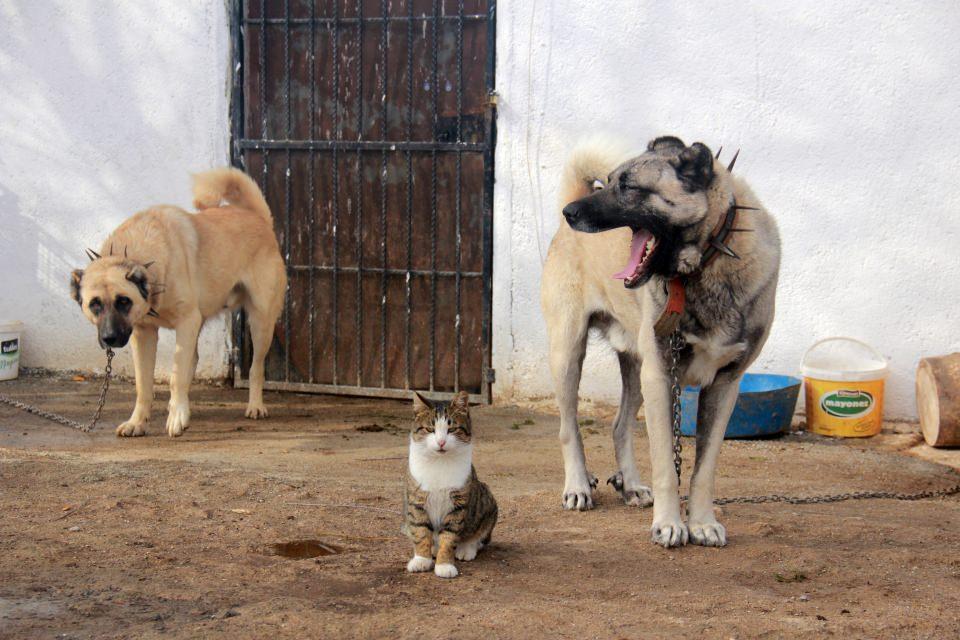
[424,491,454,531]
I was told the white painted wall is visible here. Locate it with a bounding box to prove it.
[0,1,231,380]
[3,1,957,419]
[492,1,960,419]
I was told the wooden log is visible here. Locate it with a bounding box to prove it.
[916,353,960,447]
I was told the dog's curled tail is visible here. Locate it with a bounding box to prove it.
[559,136,633,211]
[192,167,272,222]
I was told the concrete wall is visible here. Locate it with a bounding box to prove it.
[4,1,958,419]
[492,1,960,418]
[0,1,231,380]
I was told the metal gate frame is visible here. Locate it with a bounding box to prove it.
[227,0,497,403]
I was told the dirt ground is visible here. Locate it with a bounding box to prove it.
[1,374,959,639]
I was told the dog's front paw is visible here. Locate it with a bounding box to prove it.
[116,421,146,437]
[165,404,190,437]
[562,473,598,511]
[607,471,654,508]
[406,555,434,573]
[244,403,268,419]
[689,520,727,547]
[651,519,689,548]
[434,563,458,579]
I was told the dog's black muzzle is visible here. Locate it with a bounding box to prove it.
[562,189,637,233]
[98,314,131,349]
[563,188,671,237]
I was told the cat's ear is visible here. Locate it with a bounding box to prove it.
[412,391,432,412]
[450,390,470,412]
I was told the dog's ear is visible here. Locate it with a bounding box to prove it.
[125,265,150,300]
[70,269,84,305]
[647,136,686,154]
[412,391,432,413]
[671,142,715,191]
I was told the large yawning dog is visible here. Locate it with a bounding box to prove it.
[70,168,286,437]
[541,136,780,547]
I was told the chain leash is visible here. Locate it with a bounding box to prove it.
[0,348,114,433]
[669,330,686,486]
[711,481,960,506]
[667,330,960,505]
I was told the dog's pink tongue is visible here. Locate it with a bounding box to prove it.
[612,229,652,280]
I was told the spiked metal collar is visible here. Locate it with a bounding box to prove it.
[698,197,756,269]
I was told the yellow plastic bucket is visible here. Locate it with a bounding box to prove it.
[801,337,888,438]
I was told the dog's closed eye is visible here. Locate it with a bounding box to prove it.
[89,297,103,315]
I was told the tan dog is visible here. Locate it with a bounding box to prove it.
[542,136,780,547]
[70,168,286,437]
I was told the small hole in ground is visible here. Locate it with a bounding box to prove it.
[267,540,343,559]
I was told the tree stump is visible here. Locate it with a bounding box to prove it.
[916,353,960,447]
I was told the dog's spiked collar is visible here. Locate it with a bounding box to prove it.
[699,197,756,268]
[654,149,755,337]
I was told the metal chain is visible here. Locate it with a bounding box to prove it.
[667,330,960,505]
[669,330,686,485]
[0,348,114,433]
[713,480,960,506]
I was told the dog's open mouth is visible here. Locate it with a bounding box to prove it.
[612,229,657,288]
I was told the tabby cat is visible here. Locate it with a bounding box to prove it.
[403,391,498,578]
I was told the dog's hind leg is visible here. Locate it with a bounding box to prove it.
[547,313,597,511]
[166,311,202,437]
[687,375,740,547]
[242,263,285,419]
[608,351,653,507]
[244,306,275,419]
[117,325,158,437]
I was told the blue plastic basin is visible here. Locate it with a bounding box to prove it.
[679,373,801,439]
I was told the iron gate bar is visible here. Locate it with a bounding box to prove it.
[247,379,485,404]
[404,0,414,394]
[283,0,292,383]
[354,0,363,388]
[482,1,497,393]
[231,0,496,403]
[287,265,482,278]
[379,0,388,390]
[332,0,341,386]
[237,139,486,151]
[307,0,317,383]
[430,0,439,392]
[454,0,463,392]
[243,15,487,25]
[228,0,245,381]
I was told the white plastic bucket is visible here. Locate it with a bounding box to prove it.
[800,337,888,437]
[0,321,24,381]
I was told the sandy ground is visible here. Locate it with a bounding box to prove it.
[1,374,959,639]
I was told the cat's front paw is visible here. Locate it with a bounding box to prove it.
[434,563,458,579]
[406,555,434,573]
[455,541,480,561]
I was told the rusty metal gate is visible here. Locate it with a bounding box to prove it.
[229,0,496,402]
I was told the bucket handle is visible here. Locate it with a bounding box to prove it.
[802,336,886,366]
